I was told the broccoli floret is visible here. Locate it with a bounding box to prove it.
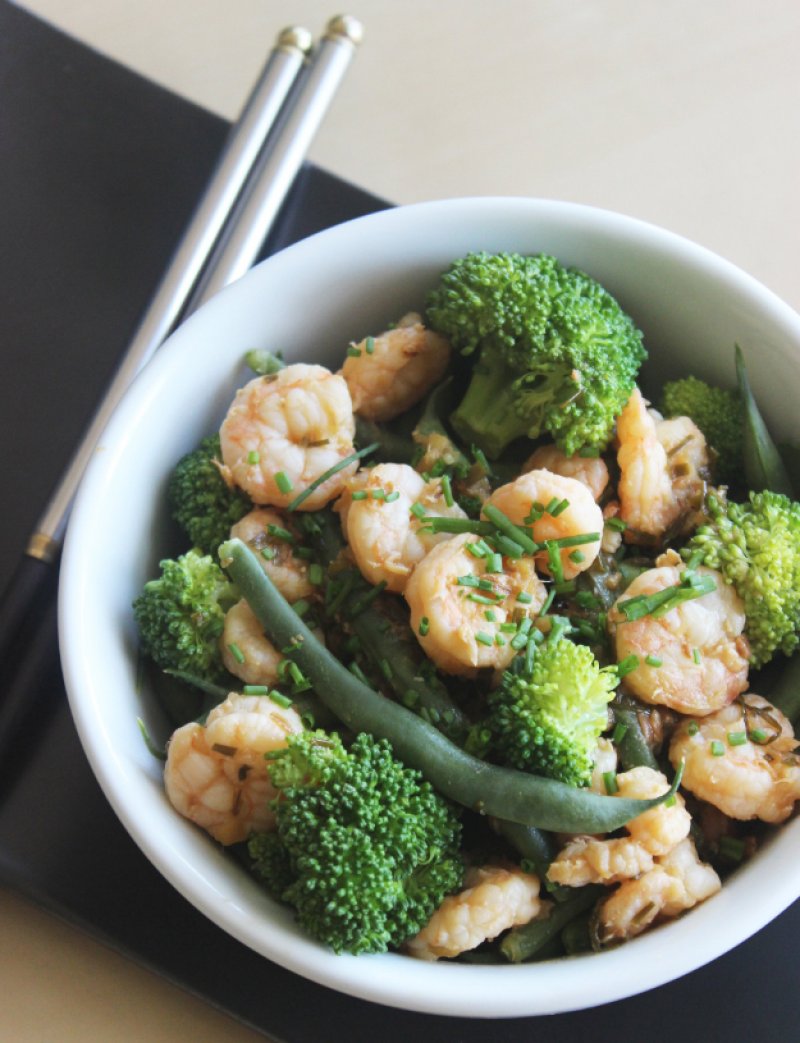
[168,435,250,556]
[480,633,618,787]
[661,376,743,484]
[248,730,463,955]
[425,252,646,458]
[686,491,800,667]
[132,548,238,681]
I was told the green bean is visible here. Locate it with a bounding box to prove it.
[766,653,800,724]
[500,885,604,963]
[736,344,794,496]
[561,914,593,955]
[611,693,660,772]
[303,511,471,743]
[221,538,683,834]
[492,819,556,883]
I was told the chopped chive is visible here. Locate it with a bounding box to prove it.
[494,634,505,647]
[467,592,498,606]
[268,690,293,708]
[510,631,529,651]
[544,497,560,515]
[727,731,748,747]
[569,549,585,564]
[603,771,618,796]
[575,591,600,610]
[379,658,393,680]
[349,661,369,685]
[457,574,481,588]
[247,450,260,465]
[645,655,663,667]
[492,534,525,559]
[441,473,454,507]
[546,541,565,584]
[471,445,492,474]
[606,517,627,532]
[260,546,276,561]
[539,588,556,616]
[384,490,400,503]
[370,488,386,500]
[267,523,294,543]
[710,739,725,757]
[351,490,368,500]
[292,599,310,618]
[365,335,375,354]
[347,580,387,618]
[346,345,362,357]
[516,591,534,604]
[466,540,487,559]
[227,642,245,664]
[308,563,324,586]
[475,631,494,647]
[612,722,628,745]
[482,503,538,554]
[275,471,293,494]
[687,720,700,736]
[410,502,428,519]
[418,616,430,637]
[500,622,518,633]
[243,684,269,695]
[486,552,504,573]
[293,546,313,559]
[692,648,702,664]
[616,654,639,677]
[749,727,769,744]
[555,580,576,596]
[402,688,420,708]
[287,442,379,511]
[549,532,601,549]
[518,617,533,636]
[484,609,497,622]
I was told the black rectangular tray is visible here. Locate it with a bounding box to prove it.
[1,4,797,1039]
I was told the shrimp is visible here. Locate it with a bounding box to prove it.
[609,561,750,716]
[339,463,467,593]
[164,693,304,845]
[219,363,356,511]
[230,507,313,602]
[594,838,721,946]
[221,598,283,686]
[406,865,547,961]
[404,532,546,675]
[486,470,604,580]
[342,312,451,422]
[522,445,609,502]
[617,388,708,543]
[547,767,691,887]
[590,737,619,793]
[669,694,800,823]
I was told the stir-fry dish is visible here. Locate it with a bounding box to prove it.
[134,251,800,963]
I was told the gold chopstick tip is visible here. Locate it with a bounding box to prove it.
[277,26,313,54]
[26,532,60,563]
[324,15,364,46]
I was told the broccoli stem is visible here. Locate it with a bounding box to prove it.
[221,537,683,834]
[449,356,526,459]
[499,885,604,963]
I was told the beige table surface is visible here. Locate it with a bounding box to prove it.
[4,1,800,1039]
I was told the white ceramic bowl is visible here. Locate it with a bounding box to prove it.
[59,198,800,1018]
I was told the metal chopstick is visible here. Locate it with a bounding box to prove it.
[185,14,364,312]
[28,23,312,562]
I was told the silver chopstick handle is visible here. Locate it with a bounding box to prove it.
[185,15,364,312]
[28,26,311,558]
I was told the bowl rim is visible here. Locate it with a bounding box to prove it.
[59,195,800,1018]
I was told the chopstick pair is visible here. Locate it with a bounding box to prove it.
[0,15,363,728]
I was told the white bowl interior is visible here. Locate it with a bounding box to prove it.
[59,197,800,1017]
